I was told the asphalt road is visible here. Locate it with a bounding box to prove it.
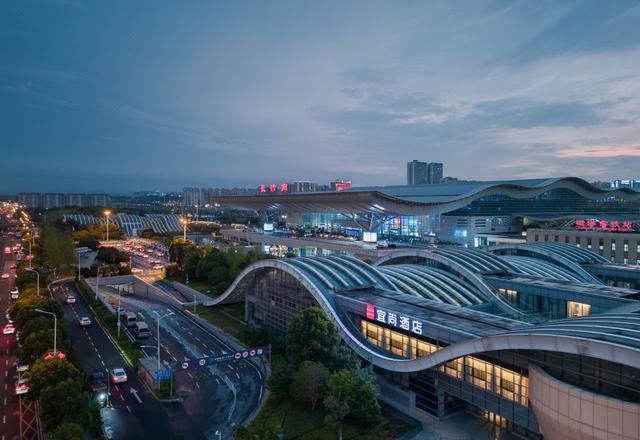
[116,294,265,439]
[0,235,20,440]
[54,279,205,440]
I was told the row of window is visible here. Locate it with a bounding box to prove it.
[360,320,529,406]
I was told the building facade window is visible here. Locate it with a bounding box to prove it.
[567,301,591,318]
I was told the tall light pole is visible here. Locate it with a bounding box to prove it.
[35,309,57,355]
[115,287,123,337]
[152,310,174,373]
[27,268,40,297]
[181,218,188,241]
[104,210,111,242]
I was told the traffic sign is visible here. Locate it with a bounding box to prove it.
[173,346,269,371]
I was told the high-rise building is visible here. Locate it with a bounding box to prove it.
[290,181,317,193]
[611,179,640,190]
[407,160,443,184]
[17,193,109,208]
[18,193,41,208]
[427,162,443,184]
[182,187,201,208]
[407,160,427,185]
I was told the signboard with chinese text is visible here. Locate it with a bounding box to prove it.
[575,219,634,233]
[365,304,423,336]
[259,183,289,194]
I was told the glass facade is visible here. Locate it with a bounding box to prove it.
[360,319,529,407]
[448,188,639,217]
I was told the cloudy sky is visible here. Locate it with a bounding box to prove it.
[2,0,640,193]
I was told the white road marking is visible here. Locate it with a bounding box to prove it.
[235,372,240,380]
[195,382,200,389]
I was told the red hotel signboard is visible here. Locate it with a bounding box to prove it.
[575,220,634,233]
[259,183,289,194]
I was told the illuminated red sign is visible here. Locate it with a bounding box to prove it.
[259,183,289,194]
[575,219,634,232]
[365,304,375,320]
[335,181,351,191]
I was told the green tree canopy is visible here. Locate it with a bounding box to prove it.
[41,379,91,433]
[29,358,83,399]
[285,307,340,366]
[53,422,84,440]
[289,361,330,411]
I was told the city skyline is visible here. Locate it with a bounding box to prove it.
[3,1,640,193]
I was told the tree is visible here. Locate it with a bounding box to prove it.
[96,246,129,264]
[349,366,381,422]
[41,379,91,433]
[323,367,380,438]
[53,422,84,440]
[285,307,340,366]
[290,361,329,410]
[17,330,56,364]
[29,358,83,399]
[324,369,354,440]
[267,362,294,398]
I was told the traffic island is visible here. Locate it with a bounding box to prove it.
[138,356,181,403]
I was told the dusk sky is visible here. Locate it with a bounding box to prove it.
[2,0,640,194]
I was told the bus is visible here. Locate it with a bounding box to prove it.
[133,321,150,339]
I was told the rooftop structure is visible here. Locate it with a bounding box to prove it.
[203,242,640,438]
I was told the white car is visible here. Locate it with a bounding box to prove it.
[79,317,92,326]
[10,287,19,299]
[1,273,9,279]
[66,295,76,304]
[152,264,163,270]
[3,323,16,335]
[110,368,128,384]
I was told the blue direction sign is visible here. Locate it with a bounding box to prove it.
[176,346,269,371]
[155,368,172,381]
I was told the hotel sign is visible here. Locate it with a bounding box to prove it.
[366,304,423,335]
[575,219,634,233]
[259,183,289,194]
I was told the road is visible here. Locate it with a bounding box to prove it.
[117,294,265,439]
[0,235,20,440]
[53,279,204,440]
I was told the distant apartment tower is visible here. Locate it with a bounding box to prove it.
[182,187,201,208]
[18,193,41,208]
[407,160,443,185]
[18,193,110,208]
[427,162,443,184]
[289,181,317,193]
[611,179,640,190]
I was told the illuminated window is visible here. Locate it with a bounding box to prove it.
[567,301,591,317]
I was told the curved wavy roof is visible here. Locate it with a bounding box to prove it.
[501,256,584,282]
[216,176,640,216]
[489,242,606,284]
[378,264,484,306]
[206,257,640,373]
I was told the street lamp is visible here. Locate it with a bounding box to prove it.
[35,309,57,355]
[27,268,40,297]
[180,217,189,241]
[152,310,174,373]
[104,210,111,242]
